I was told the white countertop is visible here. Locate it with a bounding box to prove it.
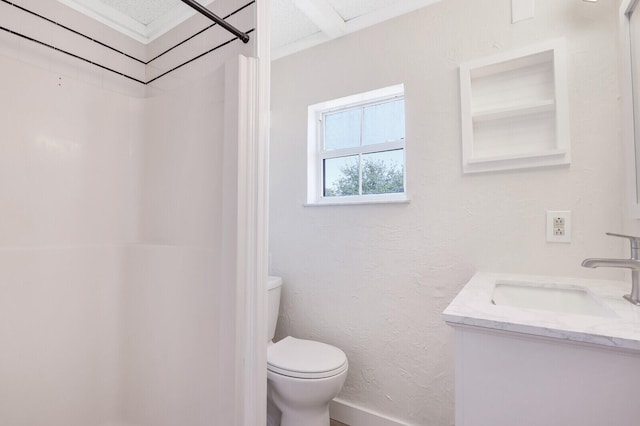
[442,272,640,352]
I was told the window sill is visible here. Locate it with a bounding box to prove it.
[304,194,411,207]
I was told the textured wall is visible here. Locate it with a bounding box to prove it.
[622,0,640,236]
[269,0,624,424]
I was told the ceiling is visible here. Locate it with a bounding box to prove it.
[94,0,179,25]
[58,0,441,58]
[271,0,441,59]
[57,0,215,43]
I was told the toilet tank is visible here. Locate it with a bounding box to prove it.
[267,276,283,342]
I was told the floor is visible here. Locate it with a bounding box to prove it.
[330,420,349,426]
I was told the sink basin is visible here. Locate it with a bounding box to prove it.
[443,272,638,351]
[491,280,617,318]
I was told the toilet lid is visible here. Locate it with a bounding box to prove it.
[267,336,348,379]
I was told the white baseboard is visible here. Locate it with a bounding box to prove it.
[330,398,409,426]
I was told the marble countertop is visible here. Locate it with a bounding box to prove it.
[442,272,640,352]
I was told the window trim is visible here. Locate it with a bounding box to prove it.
[306,84,408,206]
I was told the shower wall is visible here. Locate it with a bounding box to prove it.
[0,48,142,426]
[0,0,257,424]
[122,67,228,426]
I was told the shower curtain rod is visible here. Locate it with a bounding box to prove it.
[180,0,250,44]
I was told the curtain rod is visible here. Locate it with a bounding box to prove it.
[180,0,250,43]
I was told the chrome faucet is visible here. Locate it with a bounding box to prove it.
[581,233,640,306]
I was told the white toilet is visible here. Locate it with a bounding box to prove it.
[267,276,348,426]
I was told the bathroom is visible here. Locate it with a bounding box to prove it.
[0,0,637,425]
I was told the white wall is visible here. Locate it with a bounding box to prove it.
[622,0,640,236]
[269,0,624,424]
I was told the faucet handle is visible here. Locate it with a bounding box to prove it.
[607,232,640,254]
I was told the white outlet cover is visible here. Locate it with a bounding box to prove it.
[546,211,571,243]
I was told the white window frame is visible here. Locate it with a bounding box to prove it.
[306,84,408,206]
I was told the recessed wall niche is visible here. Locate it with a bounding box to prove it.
[459,39,570,173]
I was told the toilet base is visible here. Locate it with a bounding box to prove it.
[267,368,347,426]
[266,390,282,426]
[280,405,330,426]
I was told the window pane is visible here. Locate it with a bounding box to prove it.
[362,99,405,146]
[361,149,404,195]
[324,109,361,150]
[323,155,359,197]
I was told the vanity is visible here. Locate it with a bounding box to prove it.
[443,273,640,426]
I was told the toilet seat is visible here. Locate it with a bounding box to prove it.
[268,336,348,379]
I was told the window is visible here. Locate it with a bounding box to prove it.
[307,84,407,205]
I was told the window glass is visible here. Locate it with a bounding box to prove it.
[323,155,359,197]
[324,109,361,150]
[363,99,405,146]
[362,149,404,195]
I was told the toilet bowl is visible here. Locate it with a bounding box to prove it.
[267,276,348,426]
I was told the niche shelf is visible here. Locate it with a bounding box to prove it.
[460,39,570,173]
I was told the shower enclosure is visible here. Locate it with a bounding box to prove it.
[0,0,269,425]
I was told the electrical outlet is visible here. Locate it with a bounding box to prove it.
[547,211,571,243]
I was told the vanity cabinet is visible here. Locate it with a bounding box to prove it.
[452,326,640,426]
[444,273,640,426]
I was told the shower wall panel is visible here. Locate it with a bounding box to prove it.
[0,52,141,425]
[0,54,142,246]
[122,244,221,426]
[123,65,229,426]
[0,246,124,426]
[139,67,225,246]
